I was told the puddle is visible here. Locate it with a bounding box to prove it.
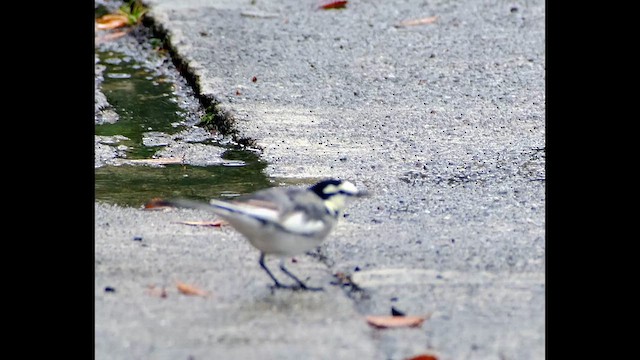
[95,150,273,208]
[95,32,273,207]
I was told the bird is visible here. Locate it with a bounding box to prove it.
[164,179,367,291]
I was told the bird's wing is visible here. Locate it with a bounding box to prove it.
[208,198,281,223]
[279,210,327,235]
[165,187,330,236]
[219,188,329,235]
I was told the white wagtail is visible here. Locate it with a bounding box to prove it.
[165,179,367,291]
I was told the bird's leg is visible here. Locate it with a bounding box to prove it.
[279,258,323,291]
[259,252,290,289]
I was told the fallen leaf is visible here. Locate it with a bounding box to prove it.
[319,0,348,9]
[406,354,439,360]
[144,197,173,210]
[174,220,227,227]
[96,14,130,30]
[365,314,430,328]
[176,282,209,297]
[395,16,438,28]
[95,29,130,44]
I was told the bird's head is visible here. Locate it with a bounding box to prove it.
[309,179,367,216]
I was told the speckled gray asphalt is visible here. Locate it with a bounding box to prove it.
[95,1,545,359]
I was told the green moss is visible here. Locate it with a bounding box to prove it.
[119,0,148,25]
[197,103,258,148]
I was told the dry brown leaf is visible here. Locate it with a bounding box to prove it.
[365,314,430,328]
[406,354,439,360]
[176,282,209,297]
[175,220,227,227]
[95,29,130,44]
[143,197,173,210]
[395,16,438,28]
[96,14,129,30]
[318,0,348,9]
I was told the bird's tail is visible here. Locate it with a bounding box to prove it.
[147,197,278,223]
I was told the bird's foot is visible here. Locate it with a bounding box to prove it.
[269,282,324,292]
